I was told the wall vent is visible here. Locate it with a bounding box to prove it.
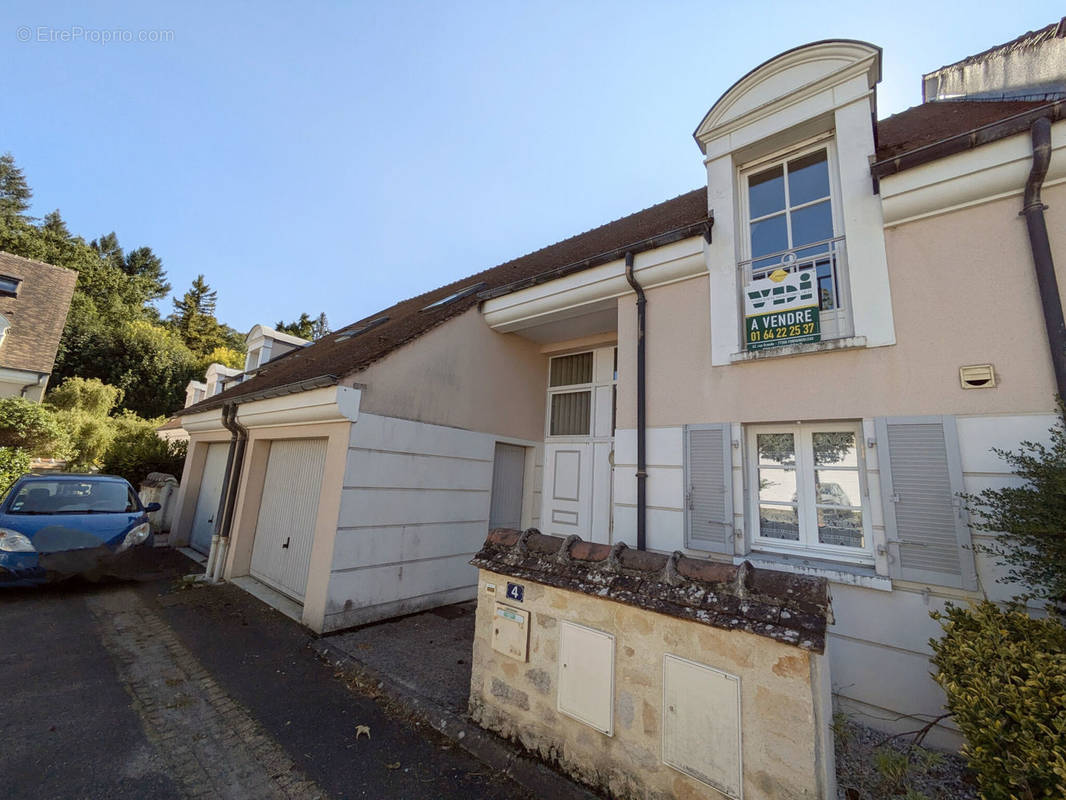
[959,364,996,389]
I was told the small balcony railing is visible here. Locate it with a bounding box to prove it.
[737,236,851,344]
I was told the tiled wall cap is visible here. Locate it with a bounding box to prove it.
[472,529,831,652]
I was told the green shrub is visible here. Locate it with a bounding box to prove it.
[930,601,1066,799]
[962,406,1066,611]
[0,447,30,493]
[0,397,65,455]
[100,418,186,487]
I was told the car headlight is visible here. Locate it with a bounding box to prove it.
[117,522,151,553]
[0,528,35,552]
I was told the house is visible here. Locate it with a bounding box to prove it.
[157,326,311,445]
[0,251,77,401]
[172,25,1066,749]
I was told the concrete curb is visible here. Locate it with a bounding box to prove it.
[310,637,601,800]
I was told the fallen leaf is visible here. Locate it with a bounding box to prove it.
[355,724,371,740]
[385,762,400,770]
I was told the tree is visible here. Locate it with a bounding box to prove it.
[277,311,330,341]
[170,274,231,357]
[101,412,187,486]
[0,397,65,455]
[0,153,31,219]
[123,245,170,301]
[963,404,1066,611]
[46,377,123,470]
[200,346,245,372]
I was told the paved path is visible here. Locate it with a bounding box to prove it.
[0,550,530,799]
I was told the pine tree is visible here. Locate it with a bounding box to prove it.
[0,153,32,219]
[171,275,224,357]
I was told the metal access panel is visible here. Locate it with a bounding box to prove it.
[491,602,529,661]
[557,621,614,735]
[662,654,742,799]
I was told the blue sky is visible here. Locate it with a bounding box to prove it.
[2,1,1061,333]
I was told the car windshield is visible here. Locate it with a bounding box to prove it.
[7,479,139,514]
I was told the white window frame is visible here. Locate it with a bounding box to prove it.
[745,421,874,566]
[736,136,854,346]
[545,351,595,440]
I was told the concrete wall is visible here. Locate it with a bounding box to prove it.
[470,568,834,800]
[323,413,541,631]
[351,306,547,442]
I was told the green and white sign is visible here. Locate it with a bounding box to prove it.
[743,268,821,350]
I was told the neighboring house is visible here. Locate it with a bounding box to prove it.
[172,26,1066,749]
[0,251,77,402]
[157,326,311,443]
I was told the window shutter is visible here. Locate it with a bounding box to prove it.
[875,416,977,589]
[685,424,734,555]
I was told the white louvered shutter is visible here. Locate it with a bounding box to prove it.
[875,416,977,589]
[685,424,734,554]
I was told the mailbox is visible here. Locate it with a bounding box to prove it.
[491,602,530,662]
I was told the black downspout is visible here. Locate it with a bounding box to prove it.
[217,403,248,541]
[1022,117,1066,401]
[624,251,647,551]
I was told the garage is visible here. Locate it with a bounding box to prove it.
[189,443,229,555]
[249,438,328,602]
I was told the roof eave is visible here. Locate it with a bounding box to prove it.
[873,100,1065,178]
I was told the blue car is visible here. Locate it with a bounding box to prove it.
[0,473,160,586]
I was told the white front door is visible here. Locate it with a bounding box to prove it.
[190,443,229,554]
[541,347,615,543]
[249,438,328,602]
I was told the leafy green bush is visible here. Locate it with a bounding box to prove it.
[930,601,1066,799]
[100,416,186,487]
[0,447,30,493]
[962,406,1066,611]
[0,397,66,455]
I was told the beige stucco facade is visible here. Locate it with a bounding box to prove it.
[470,568,833,800]
[351,306,547,441]
[615,185,1066,429]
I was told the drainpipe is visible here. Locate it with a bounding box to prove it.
[19,373,46,399]
[1021,116,1066,401]
[206,403,248,582]
[624,251,647,551]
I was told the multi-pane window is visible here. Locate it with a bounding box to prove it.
[748,422,872,563]
[740,144,852,343]
[548,352,593,436]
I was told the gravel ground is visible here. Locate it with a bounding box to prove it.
[835,718,978,799]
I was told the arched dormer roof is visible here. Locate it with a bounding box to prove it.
[693,40,881,154]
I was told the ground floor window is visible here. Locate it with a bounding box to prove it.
[746,421,872,564]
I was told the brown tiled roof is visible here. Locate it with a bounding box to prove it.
[181,188,709,415]
[471,529,832,652]
[156,417,184,431]
[875,100,1051,160]
[0,252,77,375]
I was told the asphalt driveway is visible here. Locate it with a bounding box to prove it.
[0,547,530,800]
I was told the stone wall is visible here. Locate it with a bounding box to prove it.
[469,529,835,799]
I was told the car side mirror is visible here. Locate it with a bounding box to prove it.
[145,502,162,513]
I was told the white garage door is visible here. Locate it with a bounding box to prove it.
[249,438,328,602]
[190,443,229,555]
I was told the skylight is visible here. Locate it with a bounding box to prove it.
[421,282,486,311]
[0,275,21,297]
[335,316,389,342]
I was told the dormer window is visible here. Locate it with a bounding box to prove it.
[0,275,21,297]
[739,141,852,347]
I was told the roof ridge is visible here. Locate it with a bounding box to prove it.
[0,250,77,275]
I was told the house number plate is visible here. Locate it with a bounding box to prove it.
[506,582,524,602]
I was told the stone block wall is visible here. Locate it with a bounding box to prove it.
[468,529,835,800]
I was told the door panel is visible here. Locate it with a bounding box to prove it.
[190,443,229,554]
[250,438,328,602]
[542,443,593,537]
[489,443,526,530]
